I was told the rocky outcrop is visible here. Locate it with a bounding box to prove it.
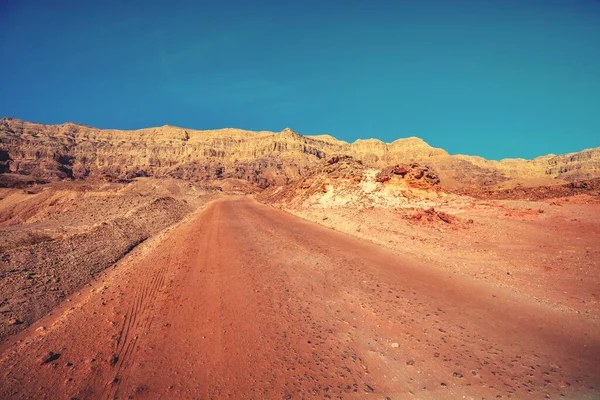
[376,163,440,188]
[408,207,457,225]
[257,156,447,210]
[1,117,599,188]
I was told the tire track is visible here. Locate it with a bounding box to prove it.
[104,253,172,399]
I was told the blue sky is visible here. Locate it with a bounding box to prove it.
[1,0,599,159]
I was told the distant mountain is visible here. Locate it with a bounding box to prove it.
[1,117,599,189]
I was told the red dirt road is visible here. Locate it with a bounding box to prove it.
[1,196,599,399]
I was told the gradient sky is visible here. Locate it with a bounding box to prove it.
[1,0,599,159]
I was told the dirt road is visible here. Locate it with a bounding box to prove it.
[1,197,599,399]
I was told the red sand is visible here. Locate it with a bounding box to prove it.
[1,197,599,399]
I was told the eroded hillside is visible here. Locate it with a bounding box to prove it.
[0,178,220,338]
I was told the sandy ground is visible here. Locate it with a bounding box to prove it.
[1,196,598,399]
[278,195,600,321]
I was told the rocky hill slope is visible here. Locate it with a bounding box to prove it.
[1,117,599,188]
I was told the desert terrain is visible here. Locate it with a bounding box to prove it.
[1,119,599,399]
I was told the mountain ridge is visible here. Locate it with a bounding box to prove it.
[3,116,595,161]
[1,117,599,188]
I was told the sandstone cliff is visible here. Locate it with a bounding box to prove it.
[1,117,598,188]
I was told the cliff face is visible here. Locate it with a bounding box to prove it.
[453,148,600,183]
[0,119,323,187]
[1,117,599,188]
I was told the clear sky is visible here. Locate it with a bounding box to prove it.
[1,0,599,159]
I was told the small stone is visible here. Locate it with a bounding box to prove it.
[453,372,463,378]
[109,354,119,366]
[40,352,61,365]
[406,360,415,366]
[391,342,399,348]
